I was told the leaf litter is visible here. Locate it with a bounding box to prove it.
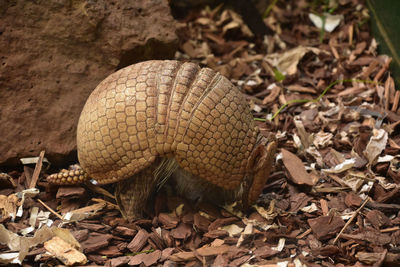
[1,0,400,266]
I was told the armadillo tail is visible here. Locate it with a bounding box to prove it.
[47,166,89,185]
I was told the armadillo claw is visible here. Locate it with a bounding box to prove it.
[47,168,89,185]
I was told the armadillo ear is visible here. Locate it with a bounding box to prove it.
[246,141,276,206]
[247,143,273,172]
[246,144,266,172]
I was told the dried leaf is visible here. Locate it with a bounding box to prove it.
[322,158,356,174]
[313,131,333,149]
[0,194,19,221]
[364,128,388,164]
[0,225,77,265]
[264,46,323,75]
[219,224,243,237]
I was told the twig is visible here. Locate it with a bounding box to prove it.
[380,226,400,233]
[391,86,400,112]
[374,57,392,82]
[333,197,370,244]
[29,150,45,189]
[37,198,63,220]
[85,182,115,199]
[296,228,311,239]
[389,120,400,131]
[384,75,390,111]
[92,198,119,210]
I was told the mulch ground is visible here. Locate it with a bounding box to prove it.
[1,0,400,266]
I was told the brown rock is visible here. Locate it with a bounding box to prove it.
[0,0,177,166]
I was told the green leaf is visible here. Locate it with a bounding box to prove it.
[273,68,285,82]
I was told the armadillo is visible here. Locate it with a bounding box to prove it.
[48,60,276,219]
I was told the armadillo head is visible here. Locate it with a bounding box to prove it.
[172,138,277,210]
[242,139,276,209]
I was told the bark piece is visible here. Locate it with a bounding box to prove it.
[44,236,87,265]
[127,229,149,253]
[308,216,345,240]
[282,149,315,186]
[81,233,113,253]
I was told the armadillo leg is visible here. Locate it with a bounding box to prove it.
[115,162,159,221]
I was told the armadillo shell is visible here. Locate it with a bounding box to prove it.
[77,60,258,190]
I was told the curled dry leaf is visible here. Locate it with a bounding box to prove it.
[264,46,323,75]
[363,128,388,164]
[0,225,80,265]
[294,116,313,149]
[220,224,243,237]
[301,203,319,213]
[237,223,253,247]
[0,194,19,221]
[342,174,365,192]
[313,131,333,149]
[322,158,356,174]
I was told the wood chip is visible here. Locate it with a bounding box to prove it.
[44,236,87,265]
[127,229,149,253]
[282,149,315,186]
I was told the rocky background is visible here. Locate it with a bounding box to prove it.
[0,0,177,166]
